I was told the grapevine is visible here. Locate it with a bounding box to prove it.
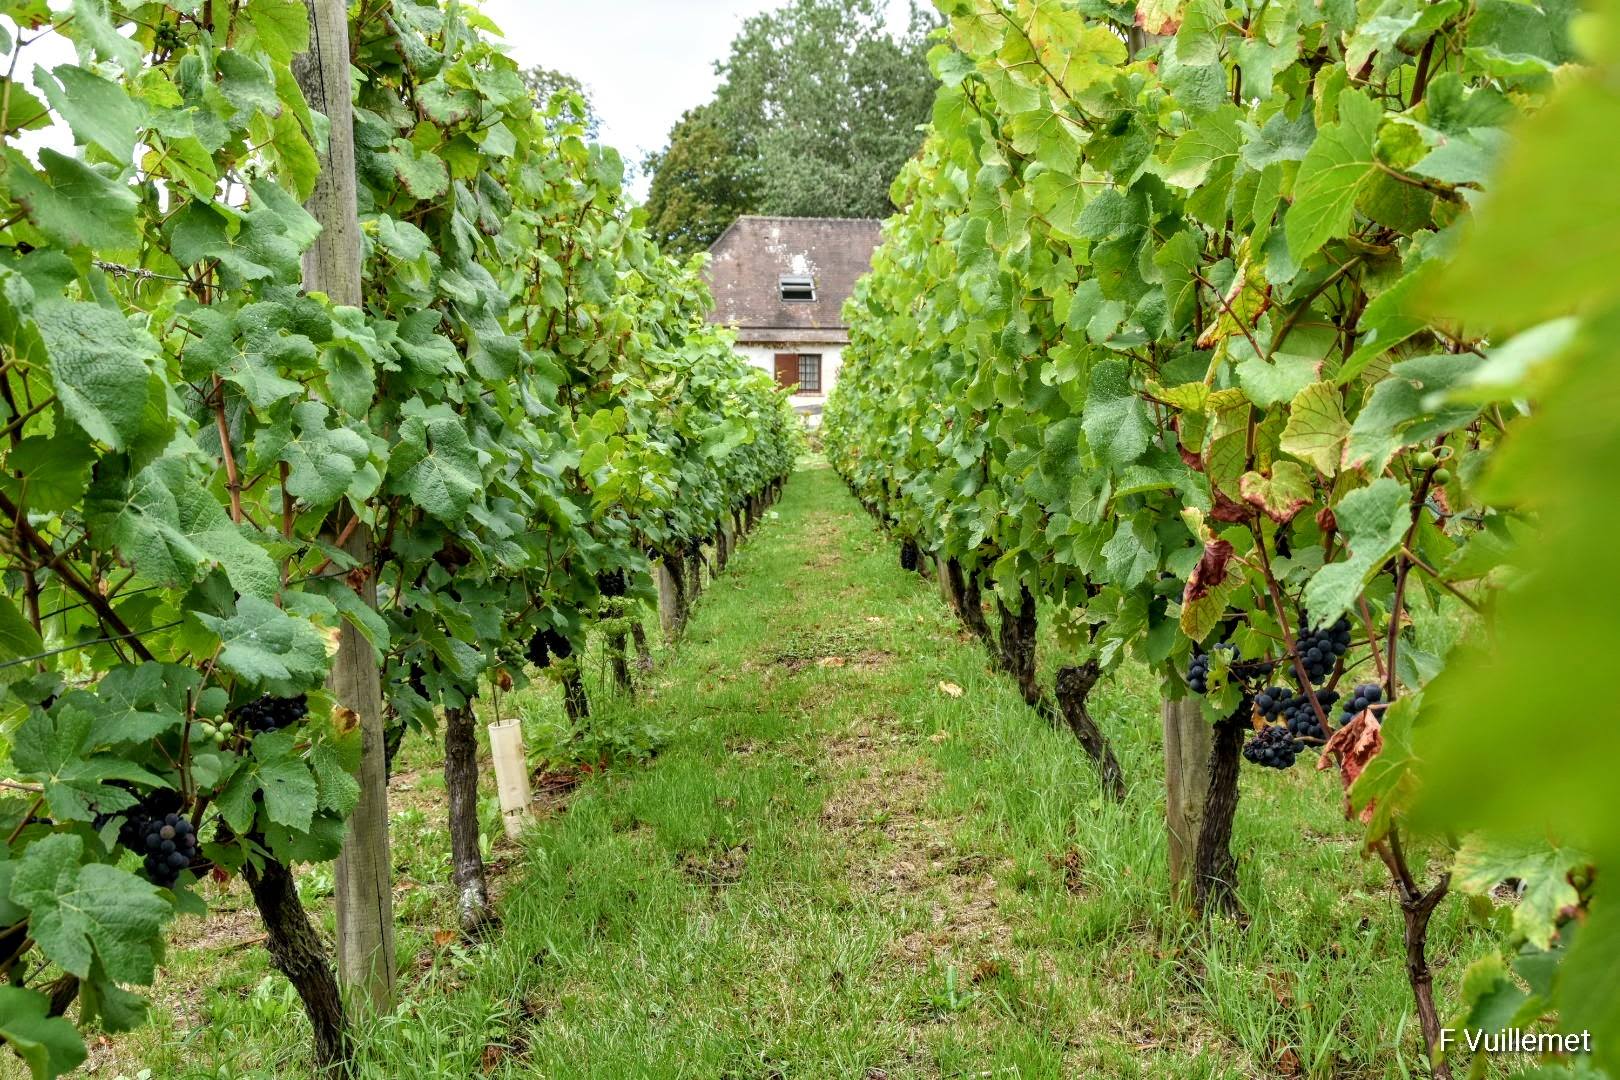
[0,0,796,1074]
[821,0,1590,1072]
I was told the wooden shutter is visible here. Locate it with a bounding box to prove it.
[773,353,797,389]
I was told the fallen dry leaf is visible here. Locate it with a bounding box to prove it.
[938,680,964,698]
[432,929,458,948]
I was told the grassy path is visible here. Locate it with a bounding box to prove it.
[72,462,1505,1079]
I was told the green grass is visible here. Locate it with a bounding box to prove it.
[31,462,1517,1080]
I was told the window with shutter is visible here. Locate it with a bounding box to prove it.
[797,354,822,393]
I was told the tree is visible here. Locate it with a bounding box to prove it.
[523,66,601,138]
[643,104,760,256]
[643,0,938,253]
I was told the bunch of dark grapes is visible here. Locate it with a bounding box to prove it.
[1256,685,1340,742]
[526,628,572,669]
[1293,614,1352,684]
[1243,725,1301,770]
[1186,643,1240,695]
[1341,683,1384,723]
[232,693,309,735]
[115,791,199,887]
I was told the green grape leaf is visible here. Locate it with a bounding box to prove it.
[243,0,311,63]
[0,986,87,1080]
[3,148,138,250]
[1081,359,1152,470]
[216,730,320,833]
[10,704,165,820]
[195,596,331,692]
[8,834,170,984]
[1562,897,1620,1078]
[1286,89,1382,262]
[35,298,159,452]
[385,138,449,201]
[1302,478,1411,623]
[1453,835,1588,950]
[387,398,482,520]
[34,63,143,161]
[1344,354,1480,473]
[256,401,371,507]
[0,595,45,683]
[86,453,279,600]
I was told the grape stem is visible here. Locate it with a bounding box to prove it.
[1248,521,1335,732]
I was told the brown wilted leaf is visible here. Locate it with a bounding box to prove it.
[331,705,360,737]
[938,680,964,698]
[1318,708,1384,823]
[481,1043,505,1072]
[1275,1045,1303,1076]
[1266,969,1296,1006]
[1184,539,1236,603]
[433,929,458,948]
[1209,487,1256,523]
[495,667,514,691]
[817,655,847,668]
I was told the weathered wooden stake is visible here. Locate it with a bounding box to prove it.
[293,0,394,1016]
[1162,697,1213,906]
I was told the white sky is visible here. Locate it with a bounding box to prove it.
[478,0,917,199]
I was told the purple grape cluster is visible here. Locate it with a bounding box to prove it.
[1243,725,1301,770]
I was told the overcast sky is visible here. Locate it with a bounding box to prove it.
[479,0,917,199]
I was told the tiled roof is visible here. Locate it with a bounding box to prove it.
[703,216,883,342]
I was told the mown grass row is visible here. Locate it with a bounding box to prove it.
[51,463,1516,1080]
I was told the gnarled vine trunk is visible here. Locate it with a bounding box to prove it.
[443,704,495,936]
[946,557,995,658]
[1193,702,1247,917]
[995,585,1042,709]
[1053,662,1126,802]
[245,857,351,1075]
[631,620,653,673]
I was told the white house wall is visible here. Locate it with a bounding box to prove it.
[735,344,844,424]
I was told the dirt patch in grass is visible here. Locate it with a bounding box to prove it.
[818,727,1014,965]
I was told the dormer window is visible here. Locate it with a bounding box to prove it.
[779,274,815,302]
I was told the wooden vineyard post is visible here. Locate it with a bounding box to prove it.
[1162,696,1212,906]
[656,555,682,640]
[294,0,395,1012]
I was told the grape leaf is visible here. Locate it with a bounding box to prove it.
[195,596,331,691]
[1278,381,1349,476]
[0,986,86,1080]
[1453,835,1588,950]
[1302,478,1411,623]
[8,833,170,984]
[1082,359,1152,470]
[10,705,164,820]
[1286,89,1382,262]
[34,298,159,452]
[387,398,483,520]
[3,148,138,251]
[34,63,143,161]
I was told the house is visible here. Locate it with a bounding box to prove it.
[703,216,883,423]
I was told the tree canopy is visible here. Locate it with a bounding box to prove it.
[643,0,938,255]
